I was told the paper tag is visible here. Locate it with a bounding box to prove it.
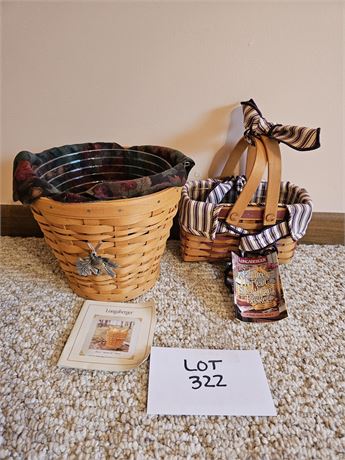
[147,347,277,416]
[230,251,288,322]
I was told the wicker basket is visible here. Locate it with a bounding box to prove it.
[31,187,181,301]
[179,136,309,264]
[180,221,296,264]
[13,142,194,301]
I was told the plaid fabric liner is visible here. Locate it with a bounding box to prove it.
[179,177,313,251]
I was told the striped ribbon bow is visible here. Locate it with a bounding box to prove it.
[242,99,321,151]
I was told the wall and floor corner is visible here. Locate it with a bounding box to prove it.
[1,204,344,245]
[1,1,344,243]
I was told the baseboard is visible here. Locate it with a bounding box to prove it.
[299,212,344,245]
[1,205,344,244]
[1,205,43,237]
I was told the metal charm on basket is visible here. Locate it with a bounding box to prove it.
[76,242,118,277]
[13,142,195,301]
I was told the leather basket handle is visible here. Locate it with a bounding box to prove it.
[225,139,268,226]
[221,136,282,227]
[220,137,248,177]
[245,144,256,177]
[261,136,281,225]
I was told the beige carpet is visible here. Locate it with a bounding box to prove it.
[0,237,344,459]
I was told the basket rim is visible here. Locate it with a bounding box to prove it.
[13,142,195,204]
[31,186,182,217]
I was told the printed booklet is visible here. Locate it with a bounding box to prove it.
[58,300,156,371]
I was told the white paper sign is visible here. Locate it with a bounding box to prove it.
[147,347,276,416]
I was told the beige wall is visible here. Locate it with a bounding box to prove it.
[1,1,344,212]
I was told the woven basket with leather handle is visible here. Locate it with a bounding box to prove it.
[179,135,307,264]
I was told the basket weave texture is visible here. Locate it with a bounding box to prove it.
[180,208,296,264]
[179,99,319,264]
[31,187,181,301]
[179,135,312,265]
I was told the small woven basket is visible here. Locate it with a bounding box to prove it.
[180,213,296,264]
[31,187,181,301]
[179,136,311,264]
[180,212,297,264]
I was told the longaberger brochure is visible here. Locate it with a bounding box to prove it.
[58,300,156,371]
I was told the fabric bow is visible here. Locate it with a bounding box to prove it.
[241,99,320,151]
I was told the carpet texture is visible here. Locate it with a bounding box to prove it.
[0,237,344,459]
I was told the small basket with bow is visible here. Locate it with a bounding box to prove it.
[179,99,320,263]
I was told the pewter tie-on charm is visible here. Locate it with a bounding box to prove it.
[76,242,118,277]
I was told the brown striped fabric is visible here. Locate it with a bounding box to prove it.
[179,178,313,251]
[242,99,320,151]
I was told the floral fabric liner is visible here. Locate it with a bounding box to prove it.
[13,142,195,203]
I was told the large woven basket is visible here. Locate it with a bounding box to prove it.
[13,142,194,301]
[179,136,310,264]
[31,187,181,301]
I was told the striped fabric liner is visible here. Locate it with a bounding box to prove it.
[205,175,246,205]
[242,99,320,151]
[179,178,313,251]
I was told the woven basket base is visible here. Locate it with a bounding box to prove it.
[69,272,159,302]
[180,229,297,264]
